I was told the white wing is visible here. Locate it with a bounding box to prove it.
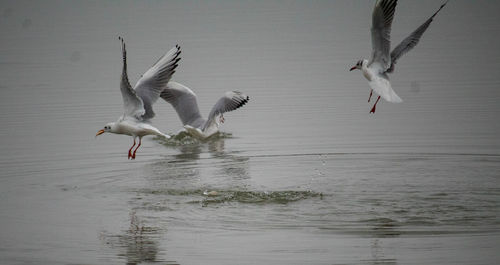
[160,81,205,128]
[369,0,398,72]
[388,1,448,73]
[134,45,181,120]
[118,37,145,119]
[203,91,249,131]
[368,73,402,103]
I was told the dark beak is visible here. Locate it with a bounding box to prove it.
[349,66,357,71]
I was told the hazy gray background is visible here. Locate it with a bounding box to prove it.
[1,1,499,264]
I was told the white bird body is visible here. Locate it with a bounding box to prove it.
[183,124,217,140]
[108,118,169,139]
[360,59,373,81]
[97,37,180,159]
[351,0,448,113]
[160,81,249,140]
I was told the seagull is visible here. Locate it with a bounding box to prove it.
[96,37,180,159]
[350,0,448,113]
[160,81,249,140]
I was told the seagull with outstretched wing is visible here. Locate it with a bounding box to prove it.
[160,81,249,140]
[96,37,180,159]
[350,0,448,113]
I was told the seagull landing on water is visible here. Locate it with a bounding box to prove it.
[160,81,249,140]
[96,37,180,159]
[350,0,448,113]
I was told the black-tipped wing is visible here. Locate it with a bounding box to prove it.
[118,37,145,119]
[134,45,181,120]
[388,1,448,73]
[204,91,249,130]
[160,81,205,127]
[369,0,398,72]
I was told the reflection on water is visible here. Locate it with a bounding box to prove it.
[368,239,397,265]
[175,144,202,161]
[367,218,402,238]
[100,211,179,265]
[155,132,233,161]
[145,136,322,208]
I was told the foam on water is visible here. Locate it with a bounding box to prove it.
[155,131,234,146]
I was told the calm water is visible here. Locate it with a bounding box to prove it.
[1,1,500,264]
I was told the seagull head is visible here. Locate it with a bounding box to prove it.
[96,122,115,137]
[350,59,365,71]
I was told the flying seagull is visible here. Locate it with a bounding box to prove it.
[96,37,180,159]
[350,0,448,113]
[160,81,249,140]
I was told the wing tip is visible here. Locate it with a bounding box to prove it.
[235,92,250,109]
[432,0,449,19]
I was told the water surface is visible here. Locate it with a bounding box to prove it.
[0,1,499,264]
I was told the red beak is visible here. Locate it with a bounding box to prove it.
[349,66,357,71]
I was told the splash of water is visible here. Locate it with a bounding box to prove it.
[155,131,233,146]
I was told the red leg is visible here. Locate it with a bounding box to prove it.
[128,137,136,159]
[370,96,381,114]
[368,90,373,102]
[131,137,142,159]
